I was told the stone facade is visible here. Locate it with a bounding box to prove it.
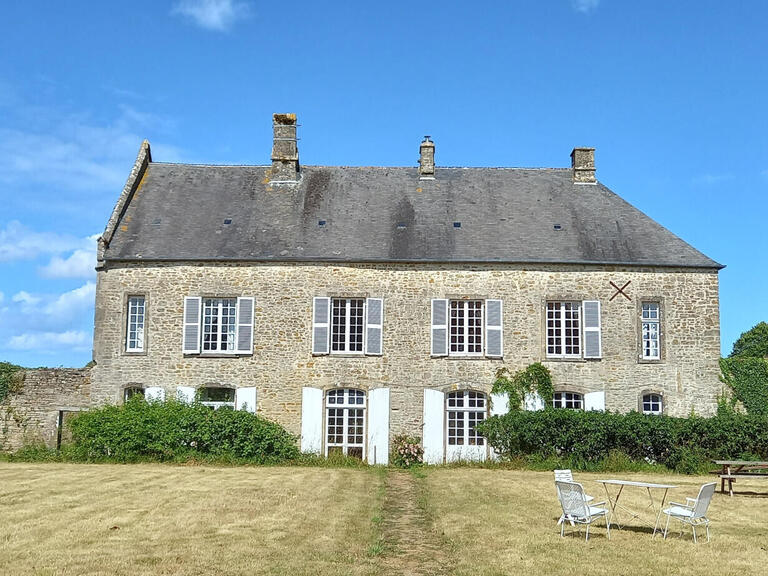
[91,260,722,443]
[0,368,91,451]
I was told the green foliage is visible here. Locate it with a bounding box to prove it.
[478,409,768,474]
[730,322,768,358]
[720,357,768,416]
[390,434,424,468]
[491,362,553,412]
[0,362,24,403]
[66,396,300,463]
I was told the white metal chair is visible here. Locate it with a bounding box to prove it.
[554,469,594,525]
[555,480,611,541]
[662,482,716,543]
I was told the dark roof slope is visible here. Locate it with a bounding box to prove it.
[102,163,721,268]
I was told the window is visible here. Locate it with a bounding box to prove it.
[547,302,581,358]
[449,300,483,355]
[642,393,663,415]
[331,298,364,353]
[641,303,661,360]
[183,297,253,355]
[325,388,366,459]
[126,296,145,352]
[446,391,487,447]
[553,391,583,409]
[203,298,237,352]
[123,387,144,401]
[199,387,235,410]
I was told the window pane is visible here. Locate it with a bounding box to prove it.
[126,296,146,351]
[199,387,235,403]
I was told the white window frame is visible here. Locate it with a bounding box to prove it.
[546,301,582,359]
[642,393,663,415]
[125,296,146,352]
[325,388,366,459]
[199,387,236,410]
[449,300,484,356]
[446,390,487,447]
[202,297,238,354]
[641,302,661,360]
[330,298,366,354]
[553,391,584,410]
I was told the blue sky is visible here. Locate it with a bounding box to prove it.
[0,0,766,367]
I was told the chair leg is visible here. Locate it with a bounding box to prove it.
[586,523,590,541]
[561,521,565,538]
[706,524,710,543]
[605,515,610,540]
[664,514,671,539]
[692,525,697,544]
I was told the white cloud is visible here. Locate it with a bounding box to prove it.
[0,291,4,303]
[692,173,734,186]
[172,0,251,31]
[8,330,89,351]
[572,0,600,13]
[39,234,99,279]
[44,282,96,321]
[0,221,84,262]
[12,291,42,306]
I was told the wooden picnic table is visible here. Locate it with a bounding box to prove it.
[713,460,768,496]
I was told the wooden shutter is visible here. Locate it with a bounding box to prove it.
[524,392,545,411]
[144,386,165,402]
[177,386,195,404]
[422,389,445,464]
[300,387,323,454]
[583,300,602,359]
[312,297,331,355]
[584,391,605,411]
[182,297,201,354]
[431,299,448,357]
[485,299,503,358]
[490,392,509,416]
[364,298,384,356]
[236,297,254,354]
[367,387,390,465]
[235,387,257,413]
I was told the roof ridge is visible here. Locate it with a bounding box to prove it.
[150,162,571,171]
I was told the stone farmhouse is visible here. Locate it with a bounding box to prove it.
[85,113,723,464]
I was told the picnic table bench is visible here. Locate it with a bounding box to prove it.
[713,460,768,496]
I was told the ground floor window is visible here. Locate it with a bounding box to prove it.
[200,387,235,410]
[326,388,366,459]
[124,387,144,401]
[642,393,663,415]
[553,391,583,409]
[446,390,486,447]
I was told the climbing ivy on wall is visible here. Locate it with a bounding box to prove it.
[0,362,24,404]
[491,362,554,411]
[720,357,768,417]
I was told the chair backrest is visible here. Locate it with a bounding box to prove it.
[554,469,575,483]
[691,482,716,518]
[555,480,589,519]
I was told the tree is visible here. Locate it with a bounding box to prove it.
[730,322,768,358]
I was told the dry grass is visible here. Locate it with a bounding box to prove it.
[0,463,384,576]
[422,468,768,576]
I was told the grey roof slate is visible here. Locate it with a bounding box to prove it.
[103,163,721,268]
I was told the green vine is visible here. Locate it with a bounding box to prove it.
[0,362,24,404]
[491,362,554,412]
[720,357,768,416]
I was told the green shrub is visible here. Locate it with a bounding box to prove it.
[0,362,24,403]
[390,434,424,468]
[720,357,768,416]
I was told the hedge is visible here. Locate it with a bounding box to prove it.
[720,357,768,416]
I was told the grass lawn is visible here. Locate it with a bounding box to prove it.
[2,463,768,575]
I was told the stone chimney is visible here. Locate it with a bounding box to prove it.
[271,113,299,182]
[570,147,596,183]
[419,136,435,178]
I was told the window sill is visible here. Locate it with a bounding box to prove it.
[544,357,587,363]
[123,350,147,356]
[637,358,664,365]
[185,353,252,358]
[445,355,498,361]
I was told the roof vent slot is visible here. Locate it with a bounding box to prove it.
[318,220,327,227]
[553,224,562,231]
[223,219,232,225]
[453,222,461,228]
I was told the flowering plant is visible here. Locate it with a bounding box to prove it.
[391,434,424,468]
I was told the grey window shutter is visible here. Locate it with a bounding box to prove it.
[364,298,383,355]
[312,297,331,355]
[236,297,254,354]
[485,299,503,358]
[182,297,201,354]
[431,299,448,356]
[583,300,602,359]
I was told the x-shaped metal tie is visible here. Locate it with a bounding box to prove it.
[609,280,632,301]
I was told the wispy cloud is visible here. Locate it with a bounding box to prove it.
[691,173,734,186]
[172,0,251,31]
[8,330,89,351]
[39,234,99,279]
[0,221,84,262]
[12,291,42,306]
[571,0,600,13]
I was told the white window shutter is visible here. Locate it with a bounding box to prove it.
[524,392,545,411]
[584,391,606,411]
[422,389,445,464]
[300,387,323,454]
[583,300,602,359]
[235,387,257,413]
[182,297,202,354]
[364,298,384,356]
[312,297,331,355]
[485,299,503,358]
[144,386,165,402]
[177,386,195,404]
[431,299,449,357]
[367,387,390,465]
[490,392,509,416]
[236,297,254,354]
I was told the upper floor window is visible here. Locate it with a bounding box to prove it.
[450,300,483,355]
[332,298,365,353]
[642,393,663,415]
[553,391,583,409]
[546,300,601,360]
[431,299,503,358]
[182,297,254,355]
[203,298,237,352]
[126,296,145,352]
[641,303,661,360]
[199,387,235,410]
[312,297,383,356]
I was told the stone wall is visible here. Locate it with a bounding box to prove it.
[0,368,91,451]
[91,261,722,442]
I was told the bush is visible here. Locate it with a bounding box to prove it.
[390,434,424,468]
[478,409,768,474]
[720,357,768,416]
[67,396,300,463]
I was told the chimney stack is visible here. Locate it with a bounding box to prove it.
[271,113,299,182]
[419,136,435,178]
[570,147,595,184]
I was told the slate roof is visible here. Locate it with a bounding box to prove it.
[102,162,721,269]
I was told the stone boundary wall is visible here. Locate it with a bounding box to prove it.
[0,368,91,452]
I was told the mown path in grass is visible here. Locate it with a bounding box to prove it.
[379,470,450,575]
